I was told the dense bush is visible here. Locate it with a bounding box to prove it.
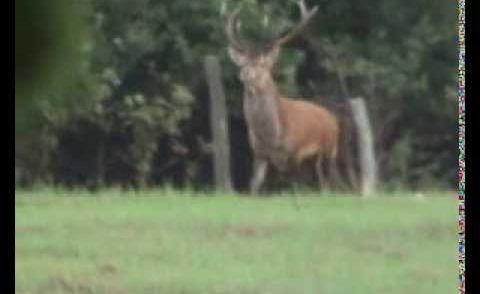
[15,0,457,191]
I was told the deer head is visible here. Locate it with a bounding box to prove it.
[225,0,318,85]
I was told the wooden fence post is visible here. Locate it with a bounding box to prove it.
[204,55,233,192]
[349,97,377,196]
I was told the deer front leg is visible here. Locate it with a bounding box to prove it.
[315,156,329,192]
[250,157,269,194]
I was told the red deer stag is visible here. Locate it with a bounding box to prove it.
[225,0,342,194]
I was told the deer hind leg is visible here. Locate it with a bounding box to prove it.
[250,157,269,195]
[315,156,329,192]
[327,155,346,191]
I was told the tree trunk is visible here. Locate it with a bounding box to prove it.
[96,134,106,187]
[132,126,157,190]
[38,126,53,185]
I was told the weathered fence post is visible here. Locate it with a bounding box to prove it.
[349,97,377,196]
[204,55,233,192]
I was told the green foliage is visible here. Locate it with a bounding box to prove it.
[296,0,456,188]
[15,0,457,189]
[15,0,92,128]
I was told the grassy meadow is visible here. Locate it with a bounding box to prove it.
[15,189,458,294]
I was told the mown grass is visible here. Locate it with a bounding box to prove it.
[15,189,458,294]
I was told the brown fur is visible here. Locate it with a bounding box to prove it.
[279,97,339,163]
[225,1,341,193]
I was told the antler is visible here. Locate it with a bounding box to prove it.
[270,0,318,47]
[225,7,247,52]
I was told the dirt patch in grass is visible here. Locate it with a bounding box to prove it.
[205,223,291,241]
[354,239,409,260]
[94,219,159,233]
[37,273,128,294]
[15,225,49,235]
[45,275,95,294]
[98,263,120,276]
[419,222,455,240]
[351,221,454,260]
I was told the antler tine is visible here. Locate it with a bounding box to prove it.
[272,0,318,47]
[225,7,247,51]
[297,0,308,16]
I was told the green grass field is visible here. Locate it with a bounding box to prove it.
[15,190,458,294]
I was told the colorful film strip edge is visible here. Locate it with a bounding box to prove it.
[457,0,465,293]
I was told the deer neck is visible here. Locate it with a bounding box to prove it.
[242,74,284,148]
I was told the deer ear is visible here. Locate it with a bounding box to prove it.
[228,47,249,66]
[262,46,280,69]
